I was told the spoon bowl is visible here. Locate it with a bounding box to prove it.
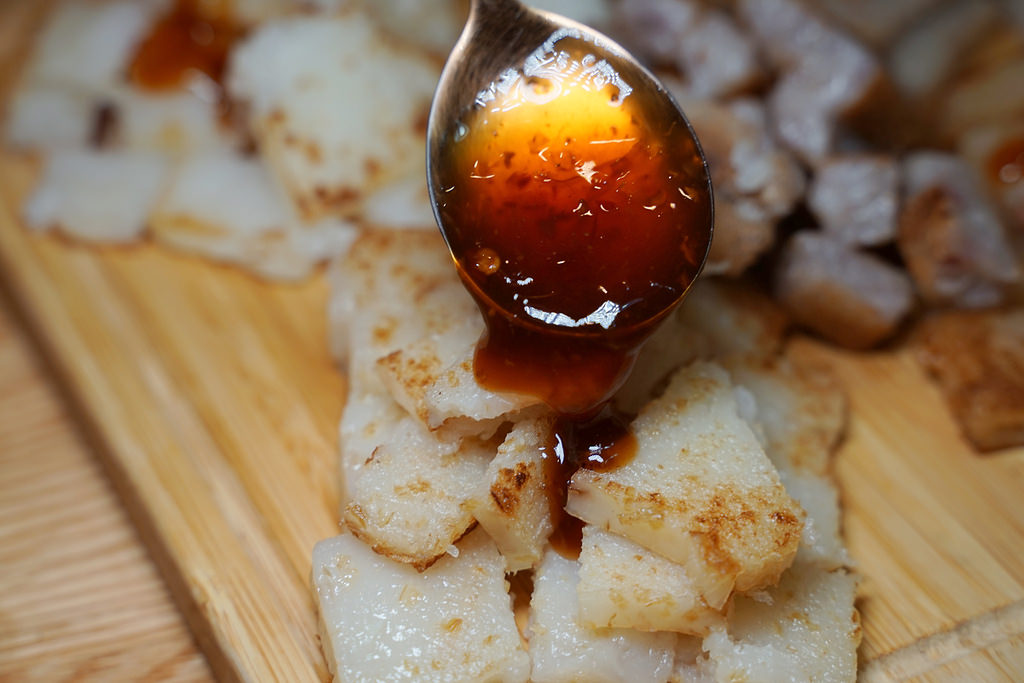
[425,0,713,415]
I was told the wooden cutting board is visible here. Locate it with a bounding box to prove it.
[1,148,1023,681]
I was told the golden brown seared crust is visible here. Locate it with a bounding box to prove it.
[916,307,1024,451]
[568,362,805,606]
[490,463,533,516]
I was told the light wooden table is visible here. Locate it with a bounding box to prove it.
[0,298,212,682]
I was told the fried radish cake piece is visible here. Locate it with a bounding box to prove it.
[313,529,529,682]
[342,409,493,570]
[465,416,557,572]
[330,231,537,568]
[528,549,677,683]
[726,356,850,570]
[24,149,167,242]
[701,561,860,683]
[576,526,722,636]
[568,361,804,608]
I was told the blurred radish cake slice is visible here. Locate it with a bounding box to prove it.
[227,13,439,220]
[149,152,356,280]
[21,1,156,92]
[312,529,529,683]
[528,549,678,683]
[567,361,804,608]
[24,149,168,242]
[6,87,98,151]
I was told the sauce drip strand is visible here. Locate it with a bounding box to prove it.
[541,410,637,559]
[433,29,713,419]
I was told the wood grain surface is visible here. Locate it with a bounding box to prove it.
[0,295,212,682]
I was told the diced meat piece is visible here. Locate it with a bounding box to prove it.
[342,412,493,570]
[576,526,722,635]
[528,549,678,683]
[22,1,154,92]
[705,197,775,276]
[888,0,998,97]
[738,0,872,71]
[678,10,762,99]
[616,0,700,65]
[23,149,167,242]
[814,0,943,47]
[739,0,881,165]
[365,0,465,55]
[775,231,915,349]
[312,529,529,683]
[677,96,805,274]
[701,562,860,683]
[677,95,805,219]
[5,87,95,149]
[808,155,899,246]
[465,416,556,571]
[150,152,356,281]
[959,124,1024,233]
[227,14,439,219]
[916,308,1024,451]
[899,152,1020,308]
[615,278,789,414]
[725,101,807,218]
[768,55,880,166]
[726,357,850,568]
[620,2,762,98]
[568,362,804,608]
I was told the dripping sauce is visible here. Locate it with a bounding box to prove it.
[433,30,712,557]
[129,0,241,95]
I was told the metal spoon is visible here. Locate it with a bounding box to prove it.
[424,0,713,415]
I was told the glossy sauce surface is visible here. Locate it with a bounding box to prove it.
[434,31,712,418]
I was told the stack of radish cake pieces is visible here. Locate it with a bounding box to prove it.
[312,229,860,682]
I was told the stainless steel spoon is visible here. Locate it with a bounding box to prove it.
[425,0,713,340]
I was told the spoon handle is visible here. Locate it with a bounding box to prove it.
[470,0,525,18]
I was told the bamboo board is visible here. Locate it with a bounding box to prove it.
[1,147,1023,681]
